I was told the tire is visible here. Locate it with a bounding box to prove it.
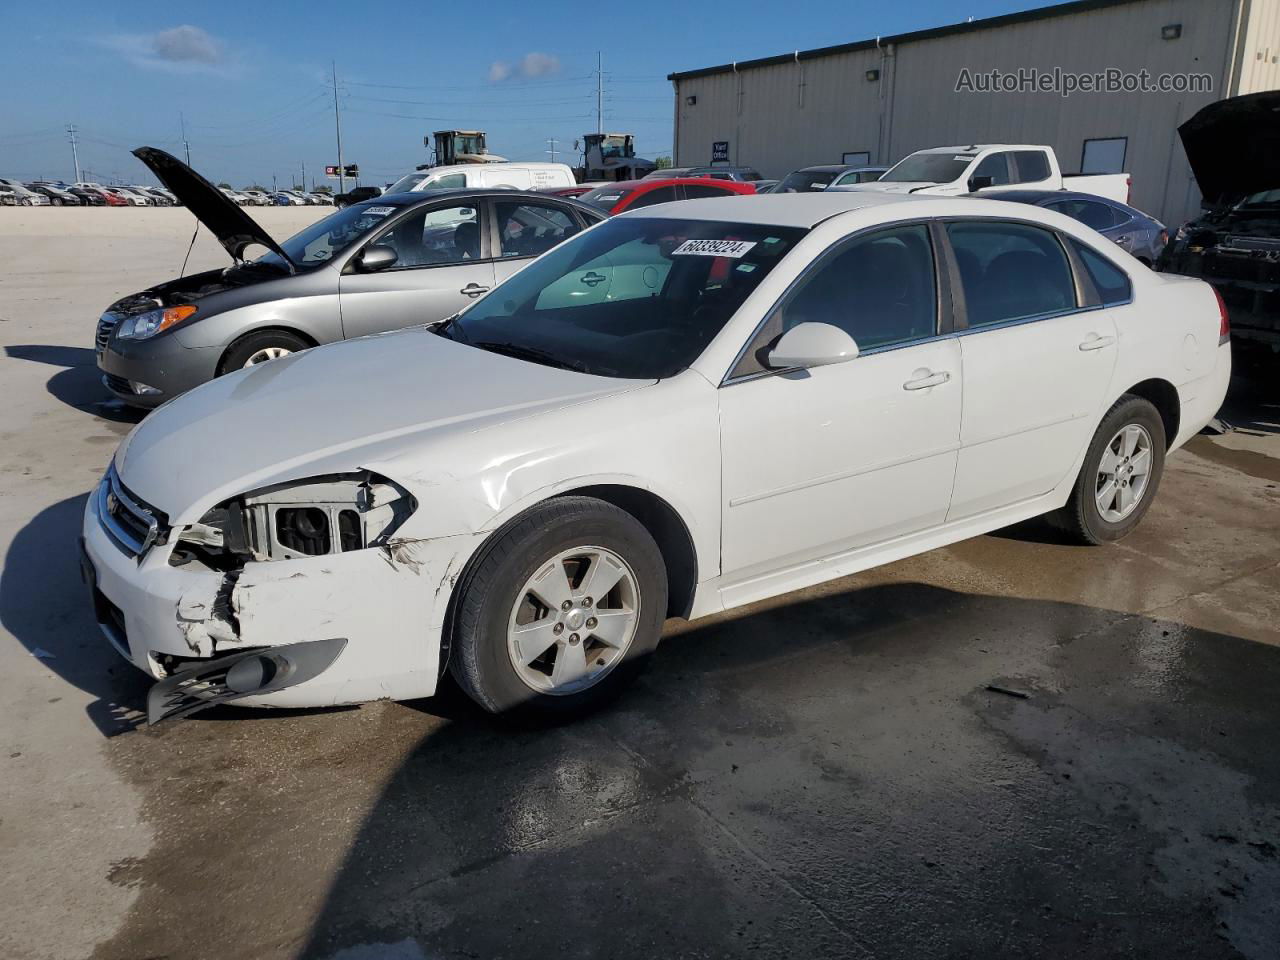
[52,198,62,206]
[218,329,311,374]
[450,496,668,719]
[1052,395,1166,545]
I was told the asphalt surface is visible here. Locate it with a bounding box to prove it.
[1,208,1279,960]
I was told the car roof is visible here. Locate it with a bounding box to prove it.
[356,188,602,216]
[623,190,923,227]
[981,189,1131,209]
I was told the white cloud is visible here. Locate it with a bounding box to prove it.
[100,25,226,73]
[488,52,561,83]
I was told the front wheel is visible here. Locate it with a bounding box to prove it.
[450,497,668,718]
[1052,395,1166,544]
[219,329,311,374]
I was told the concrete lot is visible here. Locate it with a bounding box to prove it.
[1,208,1278,960]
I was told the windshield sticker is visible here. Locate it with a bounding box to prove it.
[953,156,974,162]
[362,206,396,217]
[736,263,757,272]
[671,239,757,258]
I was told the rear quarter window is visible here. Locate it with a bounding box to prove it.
[1069,238,1133,305]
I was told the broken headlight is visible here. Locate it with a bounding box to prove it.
[169,472,416,568]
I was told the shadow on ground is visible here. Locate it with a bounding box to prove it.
[4,344,145,425]
[81,582,1280,960]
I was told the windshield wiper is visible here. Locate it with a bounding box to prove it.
[473,341,589,373]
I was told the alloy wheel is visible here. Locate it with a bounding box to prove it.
[1095,423,1153,522]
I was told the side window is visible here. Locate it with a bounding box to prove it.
[682,183,734,200]
[1050,199,1116,232]
[732,224,937,377]
[1069,238,1132,305]
[424,173,467,189]
[372,204,479,267]
[1012,150,1051,183]
[494,201,581,258]
[946,221,1077,327]
[628,186,679,209]
[970,153,1012,188]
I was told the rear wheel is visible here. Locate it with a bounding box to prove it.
[450,496,667,718]
[1052,395,1166,544]
[219,330,311,374]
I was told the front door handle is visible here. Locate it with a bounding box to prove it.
[580,271,607,287]
[461,283,490,298]
[1079,334,1116,351]
[903,370,951,391]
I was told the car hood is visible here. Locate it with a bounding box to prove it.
[1178,91,1280,206]
[132,146,296,268]
[114,329,647,522]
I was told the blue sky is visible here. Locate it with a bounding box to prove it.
[1,0,1055,188]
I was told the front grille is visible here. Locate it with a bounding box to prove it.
[98,466,168,558]
[96,313,121,352]
[1203,252,1280,284]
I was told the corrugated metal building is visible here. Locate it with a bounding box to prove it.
[668,0,1279,226]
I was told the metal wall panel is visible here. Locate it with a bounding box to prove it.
[673,0,1275,227]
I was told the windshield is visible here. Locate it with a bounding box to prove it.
[256,202,403,270]
[578,186,635,212]
[387,172,428,193]
[1235,188,1280,210]
[775,170,837,193]
[881,153,975,183]
[441,217,806,378]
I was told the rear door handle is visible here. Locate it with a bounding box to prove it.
[461,283,490,298]
[1078,334,1116,351]
[903,370,951,391]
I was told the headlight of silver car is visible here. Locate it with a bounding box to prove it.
[169,472,416,569]
[116,305,197,340]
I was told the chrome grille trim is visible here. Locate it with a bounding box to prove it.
[98,467,164,559]
[95,312,122,352]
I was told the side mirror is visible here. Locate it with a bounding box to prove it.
[357,244,398,272]
[968,175,995,192]
[766,322,860,370]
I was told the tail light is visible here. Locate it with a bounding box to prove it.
[1213,287,1230,344]
[1125,176,1132,205]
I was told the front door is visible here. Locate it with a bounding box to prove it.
[339,201,495,339]
[719,223,962,585]
[944,219,1119,519]
[490,198,588,286]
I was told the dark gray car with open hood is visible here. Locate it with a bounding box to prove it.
[1158,92,1280,354]
[95,148,604,407]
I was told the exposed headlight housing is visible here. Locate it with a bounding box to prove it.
[170,472,416,569]
[117,305,197,340]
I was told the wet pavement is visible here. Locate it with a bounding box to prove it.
[1,212,1279,960]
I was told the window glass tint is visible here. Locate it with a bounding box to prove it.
[425,173,467,189]
[682,183,735,199]
[386,172,428,193]
[264,203,418,269]
[971,153,1012,187]
[628,186,679,209]
[946,221,1077,326]
[448,217,805,379]
[1047,198,1116,232]
[371,204,480,266]
[494,201,580,258]
[1012,151,1051,183]
[1069,238,1132,305]
[734,225,936,377]
[882,154,972,183]
[579,186,633,212]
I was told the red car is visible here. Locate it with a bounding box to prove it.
[100,189,129,207]
[577,177,755,215]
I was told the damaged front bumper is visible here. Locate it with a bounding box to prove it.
[82,486,479,710]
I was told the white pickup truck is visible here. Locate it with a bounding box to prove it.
[836,144,1131,204]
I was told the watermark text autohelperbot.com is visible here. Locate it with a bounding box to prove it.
[956,67,1213,98]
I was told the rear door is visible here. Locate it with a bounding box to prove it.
[490,198,589,285]
[338,200,495,339]
[945,219,1119,519]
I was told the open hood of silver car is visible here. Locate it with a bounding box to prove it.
[132,147,296,269]
[1178,92,1280,206]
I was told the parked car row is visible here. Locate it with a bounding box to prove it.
[220,187,335,207]
[81,145,1231,724]
[0,178,182,207]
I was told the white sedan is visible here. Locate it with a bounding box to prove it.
[81,192,1231,721]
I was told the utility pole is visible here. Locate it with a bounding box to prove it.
[301,160,306,192]
[332,61,345,194]
[180,112,191,165]
[545,137,558,163]
[66,124,81,183]
[596,52,604,135]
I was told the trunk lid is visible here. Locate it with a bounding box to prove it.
[132,146,296,268]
